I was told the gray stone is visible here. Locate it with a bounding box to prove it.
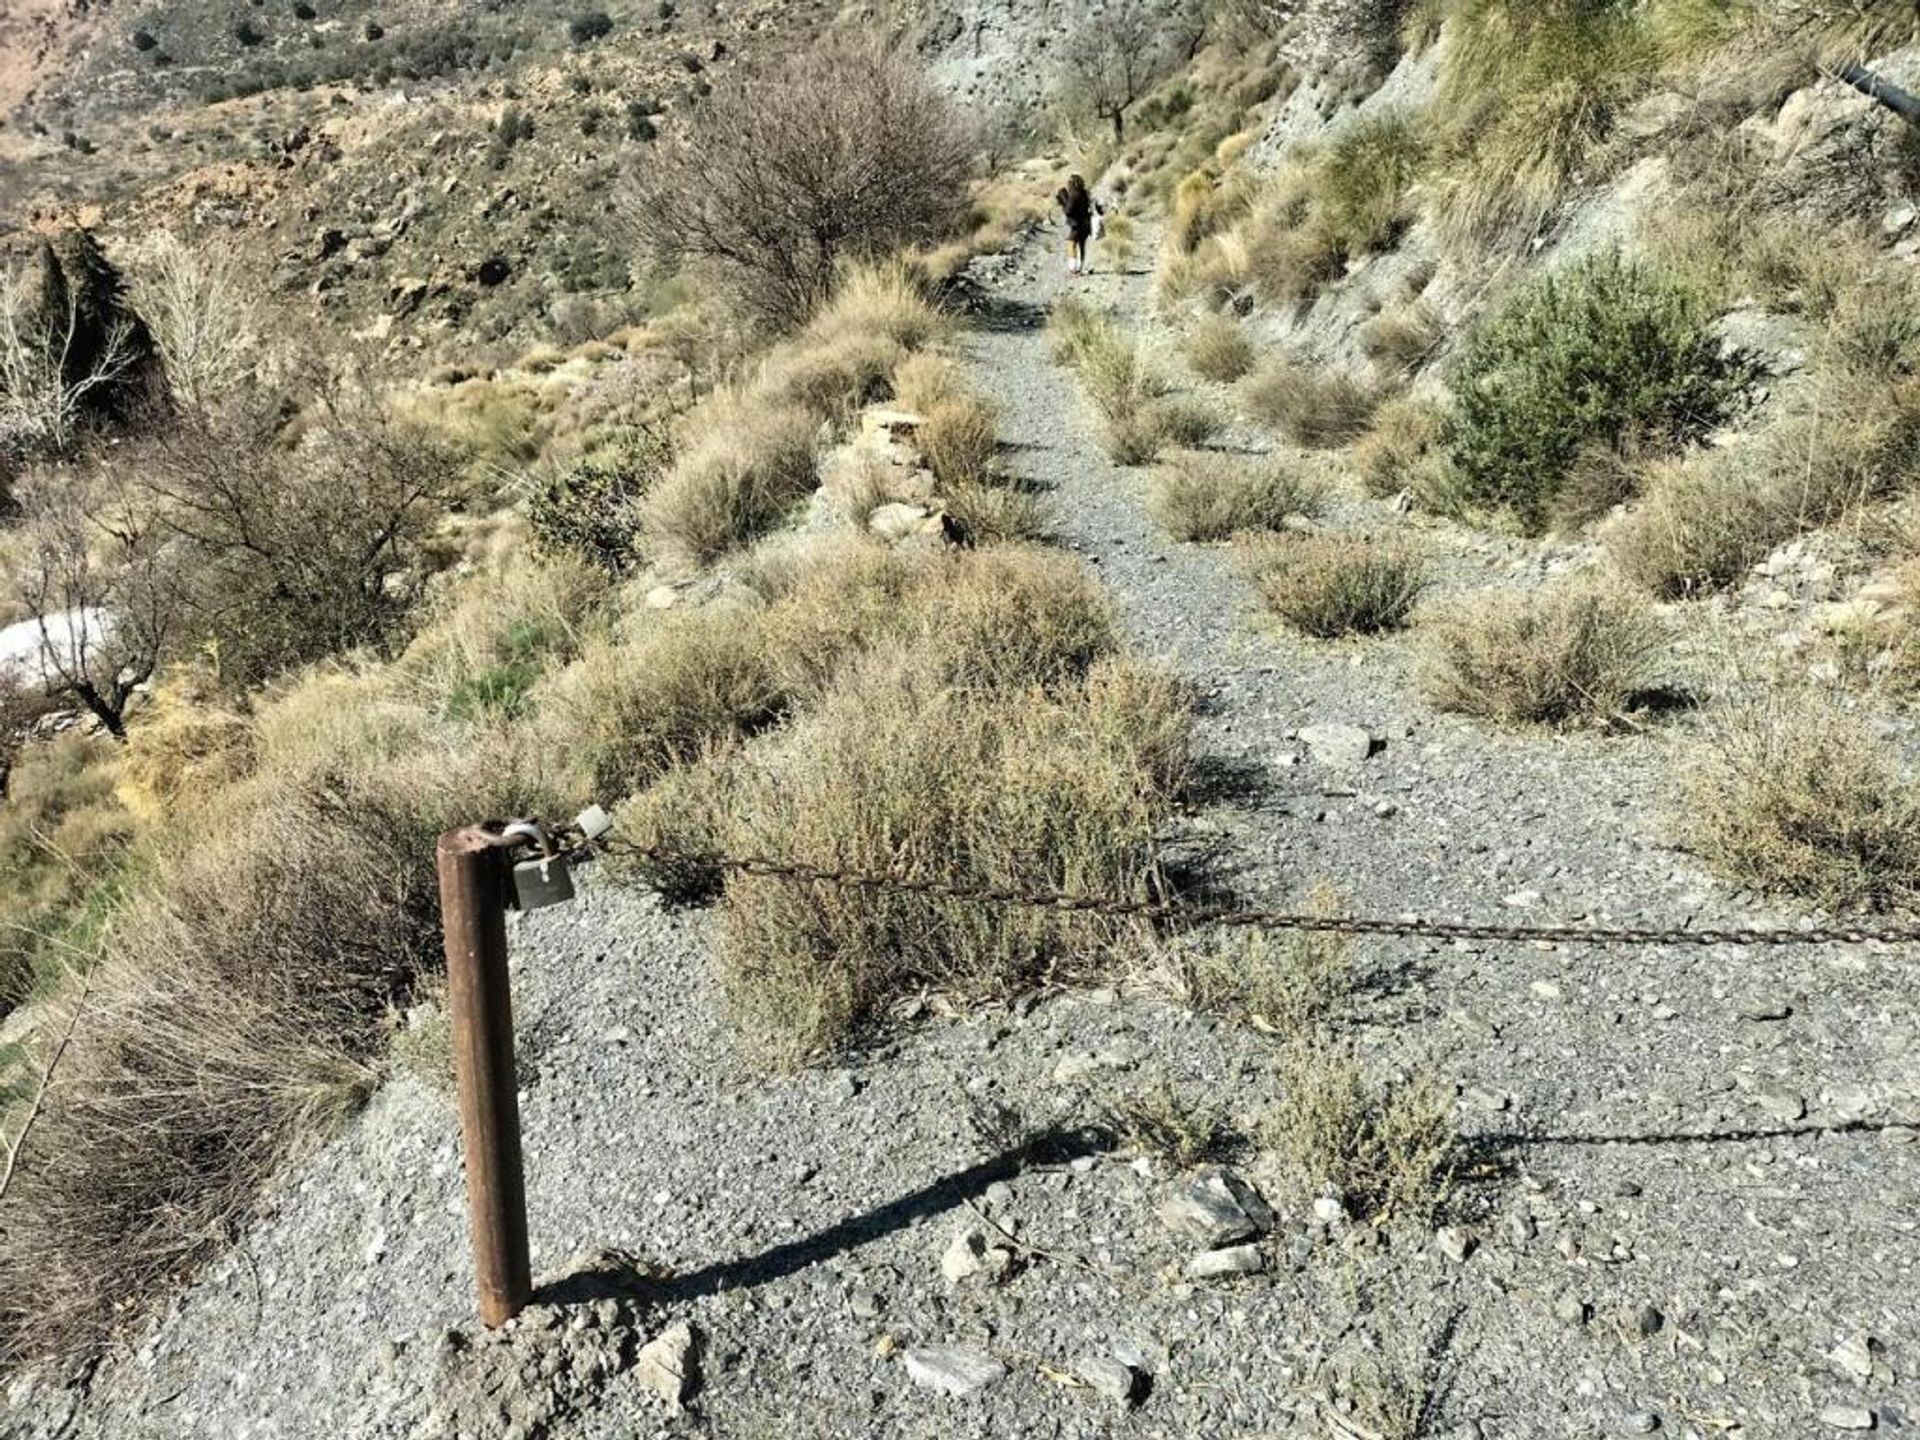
[1159,1169,1276,1247]
[1297,723,1376,769]
[1184,1245,1265,1280]
[1435,1226,1474,1263]
[1617,1410,1661,1434]
[1074,1354,1142,1406]
[904,1346,1007,1398]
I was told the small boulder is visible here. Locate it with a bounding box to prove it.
[1297,723,1377,769]
[1075,1353,1143,1406]
[1159,1168,1275,1247]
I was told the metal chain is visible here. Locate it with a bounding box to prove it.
[576,836,1920,950]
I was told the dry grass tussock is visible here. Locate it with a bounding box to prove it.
[1049,298,1218,466]
[1243,534,1428,638]
[1419,577,1667,728]
[1609,377,1920,595]
[1259,1039,1459,1224]
[1182,313,1257,383]
[1352,394,1446,500]
[1239,359,1384,449]
[1165,888,1352,1033]
[640,268,947,571]
[1682,691,1920,910]
[1149,451,1327,543]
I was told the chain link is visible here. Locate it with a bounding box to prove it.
[578,836,1920,950]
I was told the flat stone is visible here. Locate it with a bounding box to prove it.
[1296,723,1377,770]
[1074,1354,1141,1406]
[904,1346,1007,1398]
[635,1320,699,1409]
[1819,1405,1876,1431]
[1184,1245,1265,1280]
[1617,1411,1661,1435]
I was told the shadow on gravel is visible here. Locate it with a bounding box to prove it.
[1474,1116,1910,1152]
[969,294,1049,334]
[538,1128,1107,1308]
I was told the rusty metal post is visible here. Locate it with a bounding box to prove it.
[436,824,532,1327]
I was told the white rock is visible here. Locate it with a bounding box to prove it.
[644,585,680,610]
[1184,1244,1265,1280]
[1819,1405,1876,1431]
[904,1346,1007,1398]
[868,502,934,541]
[1074,1354,1141,1405]
[635,1321,699,1409]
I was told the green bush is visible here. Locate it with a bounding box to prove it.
[1316,111,1426,257]
[1446,253,1751,533]
[526,428,673,573]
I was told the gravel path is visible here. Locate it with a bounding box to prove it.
[5,225,1916,1440]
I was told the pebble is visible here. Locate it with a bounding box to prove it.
[1617,1410,1661,1434]
[1159,1169,1275,1247]
[1185,1245,1265,1280]
[1435,1226,1474,1263]
[1074,1354,1142,1406]
[904,1347,1007,1399]
[1819,1405,1876,1431]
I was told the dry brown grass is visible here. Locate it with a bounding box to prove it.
[1183,314,1258,383]
[1418,577,1667,728]
[1148,451,1328,542]
[891,351,969,414]
[1243,534,1428,637]
[1167,886,1352,1032]
[1682,691,1920,910]
[1360,300,1445,375]
[639,392,820,569]
[916,395,1001,489]
[1259,1039,1458,1223]
[1239,359,1383,448]
[1352,394,1446,499]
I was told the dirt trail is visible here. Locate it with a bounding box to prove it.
[4,225,1916,1440]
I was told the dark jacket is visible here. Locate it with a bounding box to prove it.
[1058,185,1092,242]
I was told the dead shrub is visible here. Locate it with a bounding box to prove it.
[1360,300,1444,375]
[622,35,971,328]
[1239,359,1383,448]
[1418,577,1666,728]
[1149,450,1327,542]
[715,654,1187,1063]
[1243,534,1428,637]
[1100,1073,1240,1168]
[1258,1039,1459,1224]
[942,482,1047,545]
[1683,693,1920,909]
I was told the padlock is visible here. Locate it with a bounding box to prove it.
[575,803,614,843]
[512,853,575,911]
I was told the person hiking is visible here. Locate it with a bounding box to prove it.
[1057,173,1095,276]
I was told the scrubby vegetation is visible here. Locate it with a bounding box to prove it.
[1445,253,1752,533]
[1684,693,1920,910]
[1149,451,1326,542]
[1242,534,1427,638]
[1419,577,1666,728]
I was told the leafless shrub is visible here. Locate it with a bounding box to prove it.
[623,36,972,329]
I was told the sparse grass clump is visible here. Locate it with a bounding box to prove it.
[1315,111,1426,258]
[1149,451,1327,542]
[1360,300,1445,376]
[916,395,1001,489]
[1244,534,1428,638]
[1049,300,1212,466]
[1683,693,1920,910]
[1260,1040,1459,1223]
[1419,577,1666,728]
[1240,359,1382,448]
[1447,252,1751,533]
[1101,1073,1240,1169]
[1610,380,1920,595]
[1183,314,1257,383]
[1169,890,1352,1032]
[1352,394,1446,499]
